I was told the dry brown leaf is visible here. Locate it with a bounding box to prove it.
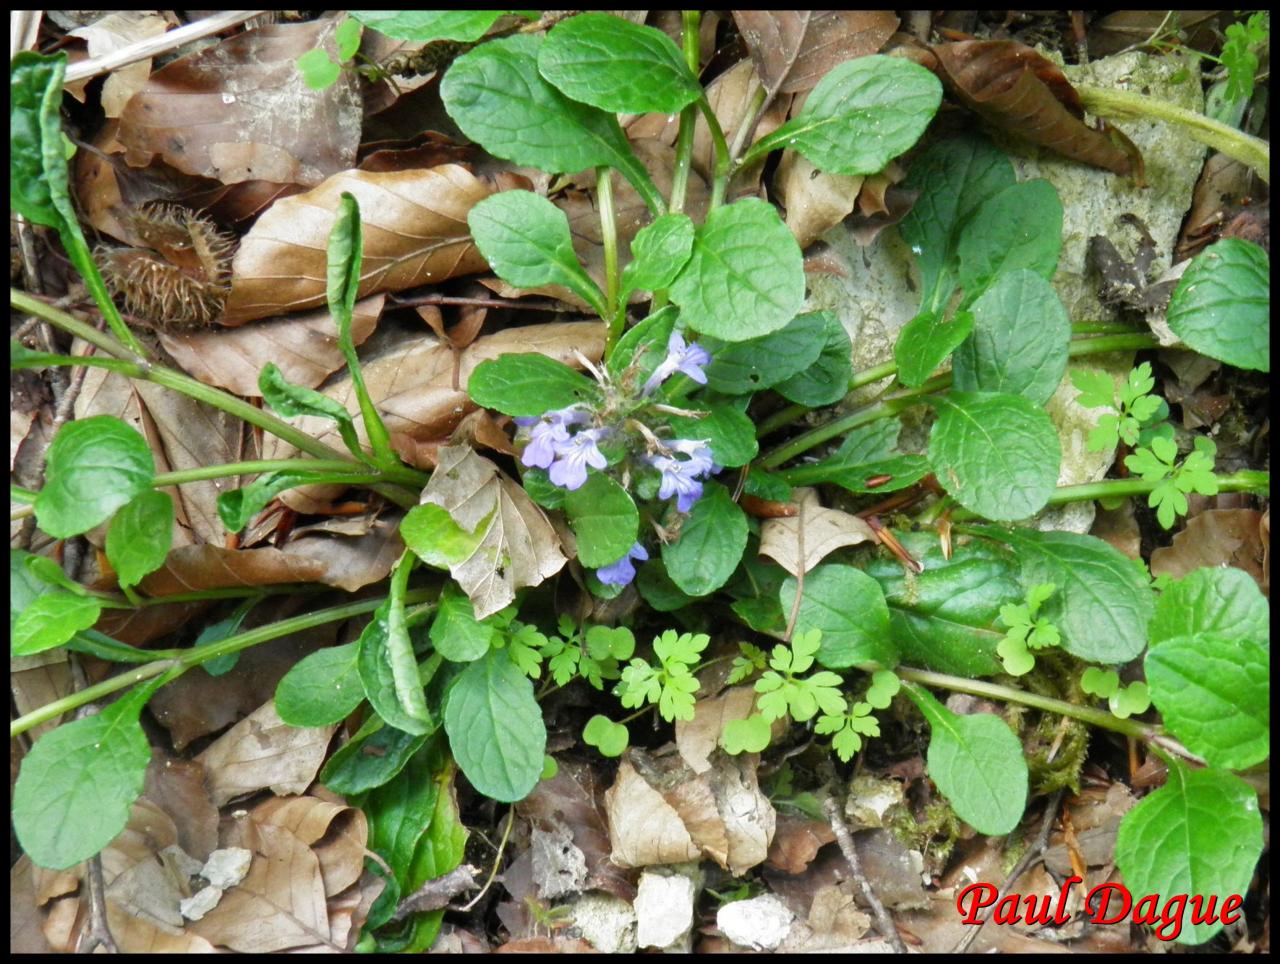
[261,321,604,479]
[117,19,362,188]
[732,11,899,95]
[11,858,54,953]
[674,685,758,775]
[775,151,865,249]
[1089,502,1141,560]
[1088,10,1222,59]
[419,443,567,619]
[604,758,702,868]
[932,40,1134,176]
[1150,508,1268,593]
[144,750,221,863]
[159,295,383,396]
[497,937,598,953]
[223,165,494,325]
[196,700,337,808]
[766,813,836,875]
[10,652,72,741]
[759,490,875,577]
[138,544,327,596]
[10,408,35,472]
[67,12,170,117]
[280,512,404,593]
[101,799,185,934]
[105,904,218,953]
[250,796,368,898]
[190,819,332,952]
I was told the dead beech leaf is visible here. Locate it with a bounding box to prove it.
[11,858,54,953]
[144,750,220,863]
[67,12,170,117]
[223,165,493,326]
[675,686,759,775]
[250,797,368,898]
[766,813,836,875]
[1088,11,1221,60]
[190,820,331,952]
[101,799,184,934]
[604,758,702,868]
[159,295,383,396]
[1150,508,1268,593]
[117,19,362,188]
[138,545,325,596]
[732,11,899,95]
[775,151,865,249]
[419,443,566,619]
[196,701,336,808]
[759,490,875,577]
[932,40,1134,176]
[262,321,605,474]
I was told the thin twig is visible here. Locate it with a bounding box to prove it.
[457,808,515,913]
[952,789,1065,954]
[389,294,587,313]
[62,11,268,84]
[822,795,907,954]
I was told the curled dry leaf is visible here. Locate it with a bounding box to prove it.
[66,12,170,117]
[675,685,759,775]
[1149,508,1268,594]
[262,321,605,472]
[419,443,567,619]
[159,295,384,396]
[223,165,494,326]
[932,40,1135,176]
[604,757,702,868]
[195,701,336,808]
[732,11,899,96]
[759,489,876,578]
[117,19,362,188]
[775,151,865,249]
[247,797,368,898]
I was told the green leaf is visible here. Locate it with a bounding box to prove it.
[773,311,853,406]
[358,562,434,734]
[538,13,701,114]
[952,270,1069,405]
[275,642,364,726]
[10,52,67,227]
[322,717,431,795]
[703,311,830,394]
[956,179,1063,303]
[670,198,805,342]
[1165,238,1268,372]
[335,16,363,59]
[747,55,942,175]
[900,133,1016,310]
[468,190,607,315]
[635,557,697,612]
[364,740,440,903]
[661,483,747,596]
[565,471,639,568]
[1115,764,1263,945]
[780,564,894,668]
[351,10,514,42]
[217,469,375,534]
[444,648,546,802]
[35,416,155,539]
[429,583,495,663]
[927,391,1060,521]
[582,714,629,757]
[905,684,1028,836]
[722,714,772,755]
[13,683,155,868]
[607,305,677,383]
[982,527,1154,664]
[296,48,340,90]
[11,591,102,656]
[1145,632,1268,769]
[402,503,492,571]
[865,533,1016,676]
[1148,566,1268,646]
[894,308,974,389]
[620,214,696,300]
[259,362,364,461]
[665,401,758,468]
[442,35,661,213]
[105,491,173,591]
[468,353,599,417]
[1070,368,1117,411]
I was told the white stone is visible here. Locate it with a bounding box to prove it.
[568,892,638,954]
[200,847,252,889]
[717,894,795,950]
[634,870,698,950]
[179,885,223,922]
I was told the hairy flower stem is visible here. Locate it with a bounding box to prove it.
[597,166,624,356]
[703,98,733,210]
[895,666,1203,763]
[667,11,701,216]
[153,459,424,488]
[10,588,438,739]
[11,288,423,507]
[760,332,1159,469]
[1076,84,1270,183]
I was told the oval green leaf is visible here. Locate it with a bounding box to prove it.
[444,649,547,802]
[662,483,748,596]
[670,198,805,342]
[894,308,975,388]
[1148,566,1268,646]
[665,401,758,468]
[429,584,495,663]
[275,641,364,727]
[773,311,853,406]
[468,353,599,416]
[351,10,513,42]
[565,471,639,568]
[11,591,102,656]
[539,13,701,114]
[620,213,696,298]
[105,490,174,591]
[1166,238,1268,372]
[927,391,1060,521]
[780,563,895,668]
[956,179,1063,302]
[35,415,155,539]
[703,311,830,394]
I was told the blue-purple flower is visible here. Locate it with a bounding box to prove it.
[650,438,716,513]
[548,427,608,491]
[595,541,649,587]
[643,330,711,394]
[517,407,589,472]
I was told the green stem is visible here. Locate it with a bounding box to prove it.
[728,86,769,163]
[700,96,733,210]
[96,583,330,610]
[10,289,422,508]
[11,484,37,504]
[597,166,625,356]
[153,458,425,489]
[10,588,438,738]
[1075,84,1270,183]
[667,11,700,217]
